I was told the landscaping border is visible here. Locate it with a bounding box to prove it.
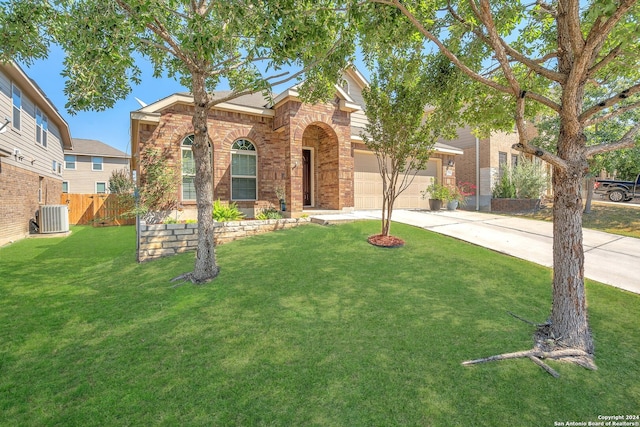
[137,218,311,262]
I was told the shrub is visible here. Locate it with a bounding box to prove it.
[213,199,245,221]
[422,182,453,201]
[492,168,517,198]
[256,207,283,220]
[493,156,547,199]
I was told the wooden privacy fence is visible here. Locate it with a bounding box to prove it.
[61,193,135,226]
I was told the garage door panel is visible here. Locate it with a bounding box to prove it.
[354,152,438,210]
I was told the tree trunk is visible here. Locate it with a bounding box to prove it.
[190,71,219,283]
[584,175,595,214]
[550,163,593,354]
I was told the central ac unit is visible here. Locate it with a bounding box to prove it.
[40,205,70,234]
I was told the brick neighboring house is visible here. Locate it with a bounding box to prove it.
[63,138,130,194]
[130,67,463,219]
[0,61,72,246]
[442,125,549,210]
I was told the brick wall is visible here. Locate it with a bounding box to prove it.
[137,217,311,262]
[491,198,541,213]
[0,161,62,246]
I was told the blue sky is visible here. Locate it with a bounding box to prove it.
[23,46,370,156]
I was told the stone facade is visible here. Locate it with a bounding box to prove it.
[137,218,311,262]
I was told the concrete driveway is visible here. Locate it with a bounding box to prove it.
[341,209,639,295]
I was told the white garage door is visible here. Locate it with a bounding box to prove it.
[354,151,438,210]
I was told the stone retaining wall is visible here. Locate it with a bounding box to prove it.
[137,218,310,262]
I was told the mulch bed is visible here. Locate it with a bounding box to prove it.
[367,234,405,248]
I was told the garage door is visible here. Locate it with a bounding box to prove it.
[354,151,438,210]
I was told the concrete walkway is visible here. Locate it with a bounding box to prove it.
[311,209,640,295]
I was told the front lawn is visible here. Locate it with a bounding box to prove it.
[1,223,638,426]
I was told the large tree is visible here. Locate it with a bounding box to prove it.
[362,0,640,368]
[1,0,354,283]
[361,50,442,239]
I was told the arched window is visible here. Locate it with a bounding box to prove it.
[231,139,257,200]
[181,135,196,201]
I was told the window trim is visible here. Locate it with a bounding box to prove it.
[231,139,258,201]
[62,181,69,193]
[95,182,107,194]
[12,84,21,131]
[35,107,48,148]
[92,156,103,171]
[181,135,196,201]
[65,154,76,170]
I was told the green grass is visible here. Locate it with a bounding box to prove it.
[1,223,638,426]
[516,201,640,238]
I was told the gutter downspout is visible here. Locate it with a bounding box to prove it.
[475,136,480,211]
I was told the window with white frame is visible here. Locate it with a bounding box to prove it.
[92,156,103,171]
[96,182,107,193]
[52,160,57,172]
[181,135,196,201]
[65,154,76,169]
[12,84,21,130]
[36,108,48,147]
[231,139,257,200]
[62,181,69,193]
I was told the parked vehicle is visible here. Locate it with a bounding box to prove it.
[594,173,640,202]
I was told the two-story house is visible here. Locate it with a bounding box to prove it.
[63,138,130,194]
[0,61,72,246]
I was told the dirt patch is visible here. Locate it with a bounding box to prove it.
[367,234,405,248]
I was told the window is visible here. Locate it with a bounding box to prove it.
[62,181,69,193]
[181,135,196,200]
[52,160,57,172]
[57,162,62,174]
[231,139,257,200]
[65,155,76,170]
[498,151,508,178]
[96,182,107,193]
[511,154,518,168]
[12,84,21,130]
[92,157,103,171]
[36,108,48,147]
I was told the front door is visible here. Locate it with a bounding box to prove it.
[303,149,312,206]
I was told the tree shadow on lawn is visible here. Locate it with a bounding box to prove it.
[1,222,639,425]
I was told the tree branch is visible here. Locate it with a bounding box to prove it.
[588,43,622,77]
[580,83,640,122]
[370,0,562,112]
[512,140,568,170]
[585,100,640,127]
[585,122,640,158]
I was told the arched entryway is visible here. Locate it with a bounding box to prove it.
[300,123,340,210]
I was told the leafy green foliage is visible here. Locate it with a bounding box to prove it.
[108,168,133,194]
[493,157,547,199]
[212,199,245,222]
[492,170,517,199]
[361,48,445,235]
[136,147,178,222]
[256,207,283,220]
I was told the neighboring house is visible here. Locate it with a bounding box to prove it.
[130,67,463,219]
[63,138,130,194]
[0,61,72,246]
[442,125,550,210]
